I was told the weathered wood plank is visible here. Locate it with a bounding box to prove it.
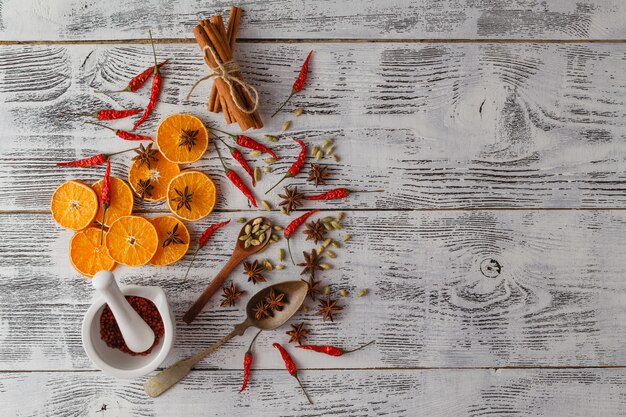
[1,42,626,210]
[1,0,625,41]
[2,210,626,370]
[2,368,626,416]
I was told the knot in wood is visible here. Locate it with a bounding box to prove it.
[480,258,501,278]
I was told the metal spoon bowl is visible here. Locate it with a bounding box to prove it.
[145,280,308,397]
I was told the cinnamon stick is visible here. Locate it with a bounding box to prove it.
[210,7,241,115]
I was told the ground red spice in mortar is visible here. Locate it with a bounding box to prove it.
[99,296,164,356]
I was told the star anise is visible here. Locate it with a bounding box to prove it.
[307,163,329,187]
[220,282,245,307]
[172,186,193,211]
[162,223,185,248]
[303,219,327,244]
[317,296,343,322]
[266,288,286,311]
[301,275,322,301]
[243,260,267,284]
[298,249,324,278]
[178,129,199,152]
[286,322,309,345]
[278,186,304,215]
[253,301,271,320]
[135,178,154,200]
[132,142,158,169]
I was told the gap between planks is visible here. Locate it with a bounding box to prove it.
[2,38,626,45]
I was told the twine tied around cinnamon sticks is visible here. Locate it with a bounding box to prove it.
[186,44,259,115]
[191,7,263,130]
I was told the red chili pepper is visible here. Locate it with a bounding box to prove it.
[271,50,313,118]
[99,158,112,244]
[265,138,306,194]
[95,60,168,94]
[183,219,231,282]
[86,121,153,141]
[215,145,258,208]
[240,330,262,393]
[133,31,162,130]
[212,128,278,160]
[60,108,143,120]
[272,343,312,404]
[217,138,255,187]
[295,340,375,356]
[303,188,384,201]
[284,209,319,264]
[56,147,140,168]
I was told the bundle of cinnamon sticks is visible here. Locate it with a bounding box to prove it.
[192,6,263,130]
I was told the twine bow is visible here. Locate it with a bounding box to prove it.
[186,45,259,114]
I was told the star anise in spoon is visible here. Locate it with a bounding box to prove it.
[253,301,271,320]
[265,288,286,311]
[286,322,309,345]
[303,219,327,244]
[179,129,199,152]
[135,178,154,200]
[220,282,245,307]
[162,223,185,248]
[307,163,329,187]
[132,142,158,169]
[278,186,304,215]
[301,275,322,301]
[243,260,266,284]
[317,296,343,322]
[298,249,324,278]
[172,186,193,211]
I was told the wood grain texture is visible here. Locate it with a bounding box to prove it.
[2,42,626,211]
[3,210,626,370]
[0,0,625,41]
[2,368,626,416]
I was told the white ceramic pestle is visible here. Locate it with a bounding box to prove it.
[91,270,155,353]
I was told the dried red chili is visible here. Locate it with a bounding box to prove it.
[95,60,168,94]
[215,145,258,208]
[217,138,255,186]
[61,108,142,120]
[272,50,313,118]
[100,296,164,356]
[265,138,306,194]
[239,330,262,393]
[56,147,140,167]
[284,209,319,264]
[295,340,375,356]
[303,188,384,201]
[212,128,278,160]
[183,219,231,281]
[272,343,312,404]
[99,158,112,244]
[87,121,153,141]
[133,31,162,131]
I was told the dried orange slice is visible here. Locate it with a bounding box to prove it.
[128,150,180,202]
[69,227,116,278]
[51,180,99,230]
[166,170,216,221]
[105,216,158,266]
[156,113,209,163]
[92,177,134,227]
[149,216,190,266]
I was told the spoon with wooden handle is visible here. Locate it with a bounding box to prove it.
[183,217,273,324]
[144,280,308,398]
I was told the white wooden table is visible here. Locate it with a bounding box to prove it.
[2,1,626,415]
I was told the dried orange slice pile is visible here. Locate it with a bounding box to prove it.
[51,113,219,278]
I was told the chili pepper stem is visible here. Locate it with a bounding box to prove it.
[271,90,296,118]
[94,86,131,94]
[287,238,295,265]
[99,206,108,245]
[265,174,288,195]
[108,147,141,157]
[247,329,262,354]
[214,145,229,172]
[148,30,159,73]
[294,374,313,404]
[85,121,116,132]
[210,127,236,138]
[216,137,234,151]
[353,189,385,193]
[183,245,200,282]
[58,112,97,117]
[342,340,376,354]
